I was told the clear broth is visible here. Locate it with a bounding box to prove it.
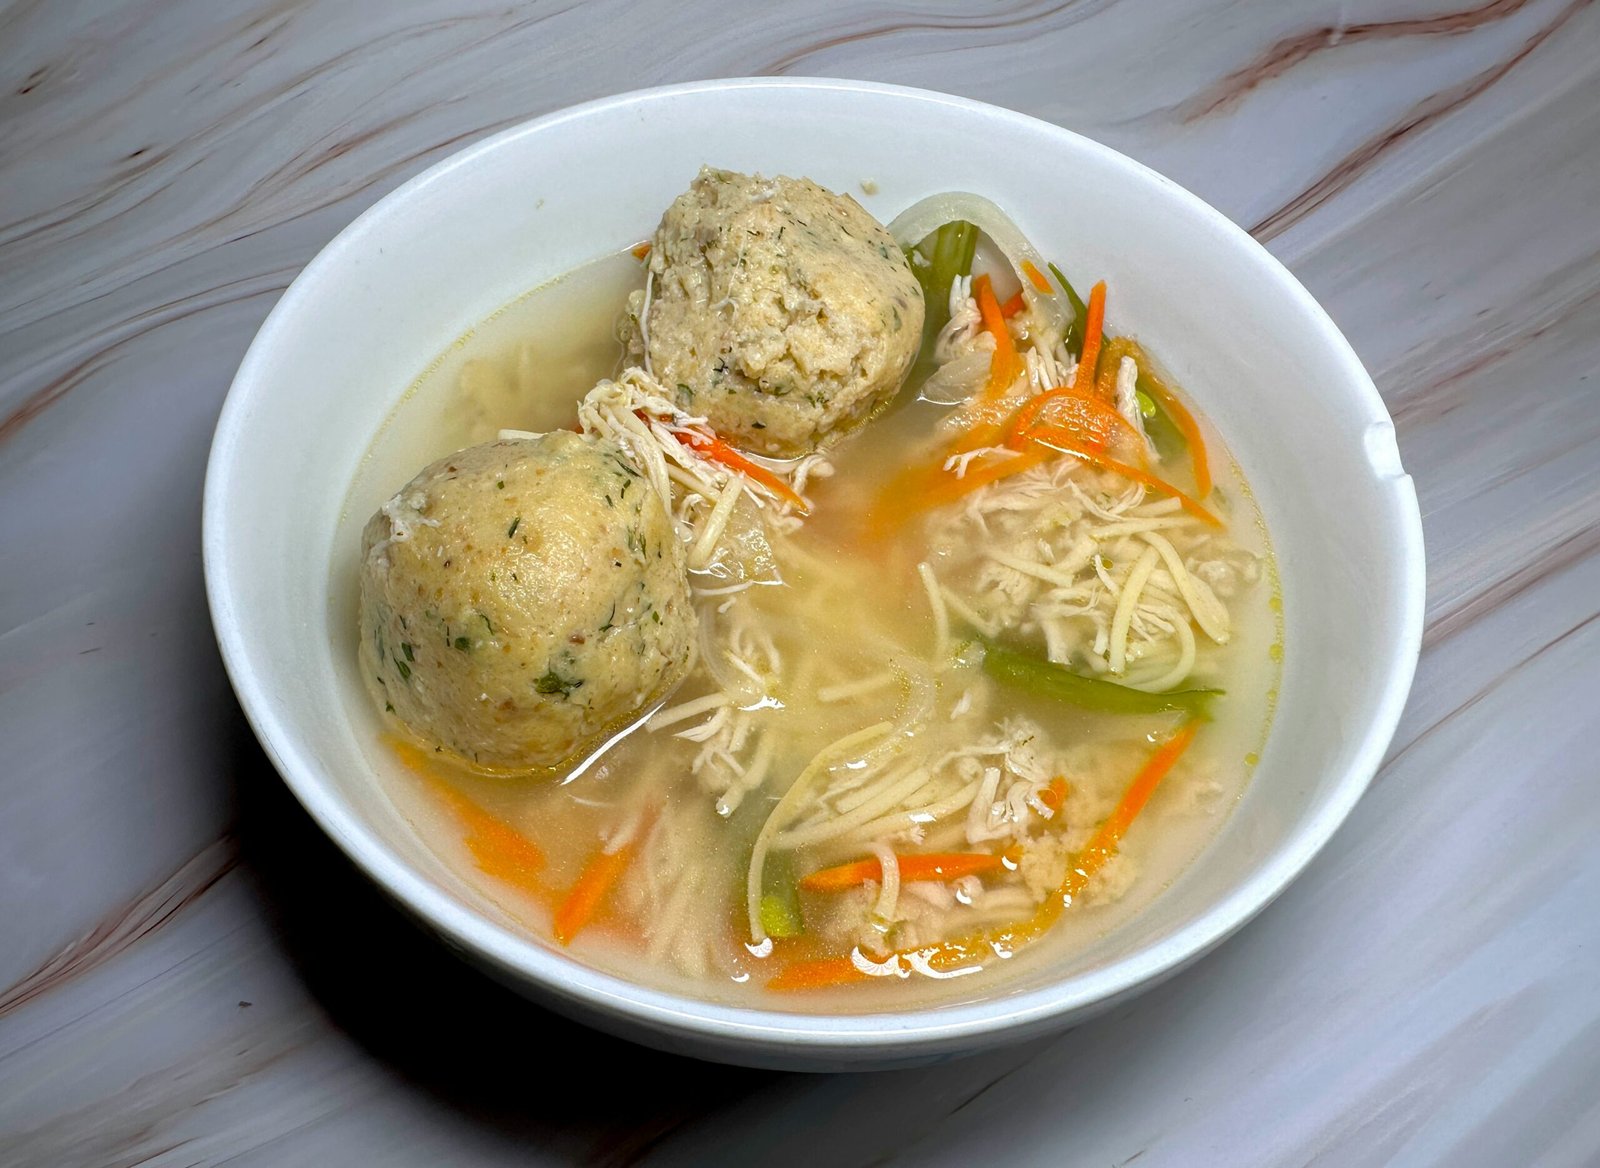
[337,249,1282,1012]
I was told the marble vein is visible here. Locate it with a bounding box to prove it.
[2,0,1598,1164]
[1249,0,1593,239]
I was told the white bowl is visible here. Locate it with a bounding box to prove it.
[204,78,1424,1070]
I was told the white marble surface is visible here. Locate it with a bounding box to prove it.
[3,1,1598,1163]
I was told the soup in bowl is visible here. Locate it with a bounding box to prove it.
[204,79,1423,1069]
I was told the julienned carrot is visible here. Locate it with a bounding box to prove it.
[876,407,1204,537]
[445,788,546,887]
[630,242,651,260]
[767,955,863,992]
[673,428,810,514]
[800,852,1004,893]
[972,274,1022,398]
[870,391,1007,524]
[1021,259,1053,294]
[1000,290,1026,318]
[1070,281,1107,398]
[553,821,649,945]
[1092,336,1212,498]
[1142,374,1212,498]
[1059,722,1198,899]
[946,394,1026,457]
[1039,776,1070,814]
[865,441,1035,538]
[768,723,1200,991]
[914,448,1049,511]
[895,273,1031,473]
[1005,388,1140,454]
[390,739,546,893]
[1095,342,1124,402]
[1025,426,1219,526]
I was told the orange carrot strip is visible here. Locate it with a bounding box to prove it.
[911,276,1028,462]
[864,447,1047,540]
[1000,290,1026,318]
[972,273,1022,398]
[553,825,647,945]
[391,739,545,894]
[630,242,651,260]
[1070,281,1108,398]
[769,724,1199,991]
[1021,260,1053,294]
[674,429,810,514]
[1039,776,1070,813]
[800,852,1004,893]
[1059,722,1197,900]
[1005,390,1064,447]
[1145,376,1213,498]
[863,463,942,538]
[1005,388,1138,453]
[946,409,1017,457]
[1025,427,1220,526]
[767,955,864,991]
[449,792,546,888]
[917,448,1049,510]
[1092,335,1213,496]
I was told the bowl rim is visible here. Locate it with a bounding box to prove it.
[203,75,1425,1057]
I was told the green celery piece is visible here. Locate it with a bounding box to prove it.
[1137,374,1188,462]
[759,851,804,938]
[982,640,1219,717]
[760,894,803,939]
[908,221,979,382]
[1047,262,1089,358]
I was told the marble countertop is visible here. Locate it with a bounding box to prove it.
[4,1,1598,1164]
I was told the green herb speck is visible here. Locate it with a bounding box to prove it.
[507,516,521,538]
[453,636,471,651]
[401,642,415,662]
[534,670,583,698]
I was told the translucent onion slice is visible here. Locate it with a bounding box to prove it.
[888,192,1073,341]
[918,349,991,406]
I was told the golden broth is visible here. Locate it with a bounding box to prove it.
[339,248,1282,1012]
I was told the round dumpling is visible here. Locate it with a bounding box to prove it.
[636,167,924,457]
[359,432,692,771]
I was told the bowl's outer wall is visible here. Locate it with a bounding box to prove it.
[204,78,1424,1067]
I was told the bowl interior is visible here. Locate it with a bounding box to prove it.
[205,78,1422,1065]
